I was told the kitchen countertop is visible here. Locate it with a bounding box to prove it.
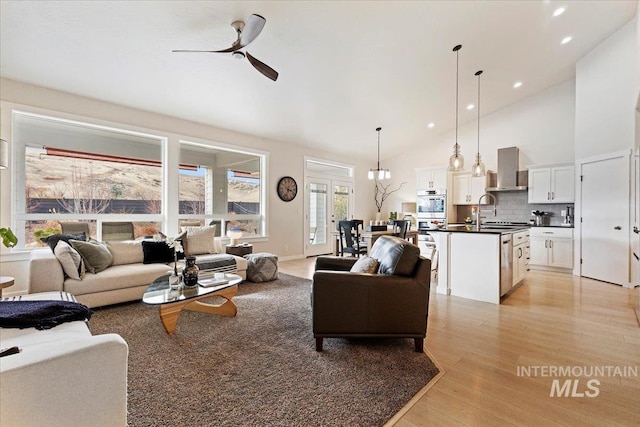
[442,225,529,234]
[422,223,574,234]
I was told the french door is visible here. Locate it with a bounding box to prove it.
[305,178,353,256]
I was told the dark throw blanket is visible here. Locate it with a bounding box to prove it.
[0,300,92,330]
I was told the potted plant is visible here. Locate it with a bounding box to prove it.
[373,181,406,220]
[0,227,18,248]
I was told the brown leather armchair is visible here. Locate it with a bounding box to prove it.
[312,235,432,352]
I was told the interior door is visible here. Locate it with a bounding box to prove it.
[580,152,630,286]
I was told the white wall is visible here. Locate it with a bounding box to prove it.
[384,80,576,210]
[0,78,376,294]
[575,18,639,159]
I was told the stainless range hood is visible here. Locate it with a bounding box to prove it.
[485,147,527,191]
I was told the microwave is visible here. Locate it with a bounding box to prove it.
[417,189,446,219]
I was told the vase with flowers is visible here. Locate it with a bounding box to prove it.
[166,237,184,290]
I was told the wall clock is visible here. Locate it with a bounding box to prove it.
[277,176,298,202]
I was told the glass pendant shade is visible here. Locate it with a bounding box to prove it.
[472,153,486,177]
[449,150,464,171]
[368,170,374,180]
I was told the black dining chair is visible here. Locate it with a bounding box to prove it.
[338,220,367,257]
[392,220,410,240]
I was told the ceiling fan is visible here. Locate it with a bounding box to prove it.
[173,14,279,81]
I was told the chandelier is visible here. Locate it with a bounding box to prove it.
[368,127,390,180]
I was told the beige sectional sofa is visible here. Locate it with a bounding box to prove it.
[29,238,247,308]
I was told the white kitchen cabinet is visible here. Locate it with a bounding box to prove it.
[452,173,487,205]
[528,164,575,203]
[512,230,529,286]
[529,227,573,270]
[416,166,447,190]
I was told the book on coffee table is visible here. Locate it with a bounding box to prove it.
[199,277,229,287]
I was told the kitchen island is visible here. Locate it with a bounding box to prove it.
[435,225,530,304]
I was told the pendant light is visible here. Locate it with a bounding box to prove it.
[448,44,464,171]
[471,70,486,177]
[368,127,390,180]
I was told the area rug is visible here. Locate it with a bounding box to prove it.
[89,273,439,426]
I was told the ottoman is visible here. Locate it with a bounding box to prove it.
[244,253,278,282]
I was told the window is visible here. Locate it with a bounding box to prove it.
[10,109,268,249]
[178,141,265,239]
[14,112,163,247]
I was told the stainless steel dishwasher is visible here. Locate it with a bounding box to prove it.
[500,233,513,296]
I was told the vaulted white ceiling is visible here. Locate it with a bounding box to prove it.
[0,1,636,162]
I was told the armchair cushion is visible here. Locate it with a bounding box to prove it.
[368,235,420,276]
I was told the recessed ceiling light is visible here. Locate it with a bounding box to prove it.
[513,81,523,89]
[466,104,474,110]
[561,36,573,45]
[428,123,435,128]
[553,7,566,17]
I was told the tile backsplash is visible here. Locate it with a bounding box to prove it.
[455,191,574,226]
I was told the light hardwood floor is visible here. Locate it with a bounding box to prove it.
[278,257,640,426]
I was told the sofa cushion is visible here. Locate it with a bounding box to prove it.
[141,241,175,264]
[54,241,85,280]
[182,225,217,255]
[70,239,113,274]
[368,235,420,276]
[63,263,171,296]
[349,256,379,274]
[41,232,87,252]
[107,240,144,266]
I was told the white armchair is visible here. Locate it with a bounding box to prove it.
[0,292,128,427]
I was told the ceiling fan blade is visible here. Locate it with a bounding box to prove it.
[172,49,220,53]
[240,14,266,48]
[246,52,279,81]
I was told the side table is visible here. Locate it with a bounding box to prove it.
[0,276,15,298]
[226,244,253,257]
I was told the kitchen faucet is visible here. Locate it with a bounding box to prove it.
[476,193,497,231]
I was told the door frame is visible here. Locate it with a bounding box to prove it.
[574,149,632,286]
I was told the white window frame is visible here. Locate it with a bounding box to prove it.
[3,102,270,249]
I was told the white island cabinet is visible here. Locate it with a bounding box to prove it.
[448,232,502,304]
[437,226,528,304]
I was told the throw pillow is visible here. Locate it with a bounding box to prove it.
[183,225,217,256]
[107,240,144,266]
[350,256,379,274]
[69,239,113,274]
[141,240,175,264]
[41,233,87,253]
[53,240,85,280]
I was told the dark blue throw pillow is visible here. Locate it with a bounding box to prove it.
[41,233,87,253]
[141,240,176,264]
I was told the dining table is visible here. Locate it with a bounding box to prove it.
[331,228,419,256]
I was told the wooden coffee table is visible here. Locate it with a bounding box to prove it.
[142,273,242,335]
[0,276,15,298]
